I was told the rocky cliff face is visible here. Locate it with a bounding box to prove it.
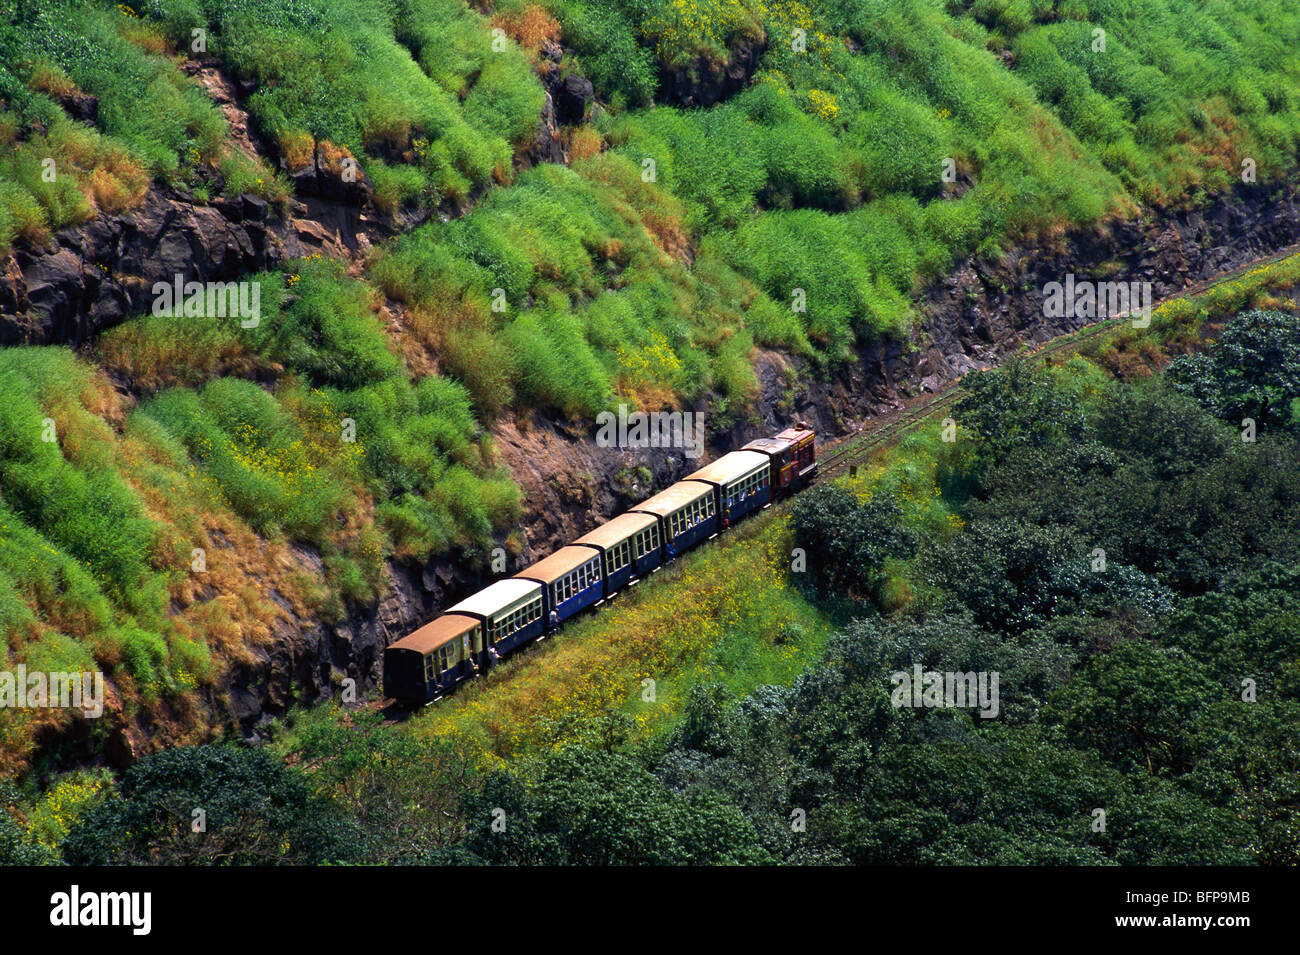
[0,178,387,348]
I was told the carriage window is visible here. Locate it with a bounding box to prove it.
[677,495,710,532]
[424,654,437,682]
[728,468,768,502]
[634,524,659,557]
[607,540,629,574]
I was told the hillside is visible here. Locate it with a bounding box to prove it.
[13,261,1299,866]
[2,0,1300,786]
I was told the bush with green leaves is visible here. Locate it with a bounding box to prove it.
[62,745,363,865]
[1165,309,1300,431]
[788,484,920,605]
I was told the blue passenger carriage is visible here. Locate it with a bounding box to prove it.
[383,612,484,702]
[515,545,605,625]
[631,480,718,556]
[684,450,773,527]
[573,511,662,596]
[445,578,545,657]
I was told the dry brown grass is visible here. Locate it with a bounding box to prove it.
[117,17,170,55]
[316,139,355,176]
[28,60,77,97]
[278,130,316,171]
[87,167,137,214]
[568,125,602,161]
[383,302,441,379]
[95,322,270,395]
[46,124,150,215]
[492,4,562,58]
[578,153,693,262]
[616,379,680,411]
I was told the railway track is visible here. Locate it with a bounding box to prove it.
[814,242,1300,481]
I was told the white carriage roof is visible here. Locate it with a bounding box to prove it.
[685,450,771,486]
[630,480,713,517]
[446,578,542,619]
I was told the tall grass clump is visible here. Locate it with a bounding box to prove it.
[137,0,544,208]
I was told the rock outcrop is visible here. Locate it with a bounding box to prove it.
[658,36,767,108]
[0,186,276,346]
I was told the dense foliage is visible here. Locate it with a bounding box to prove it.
[61,745,362,864]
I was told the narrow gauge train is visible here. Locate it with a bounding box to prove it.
[383,425,816,703]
